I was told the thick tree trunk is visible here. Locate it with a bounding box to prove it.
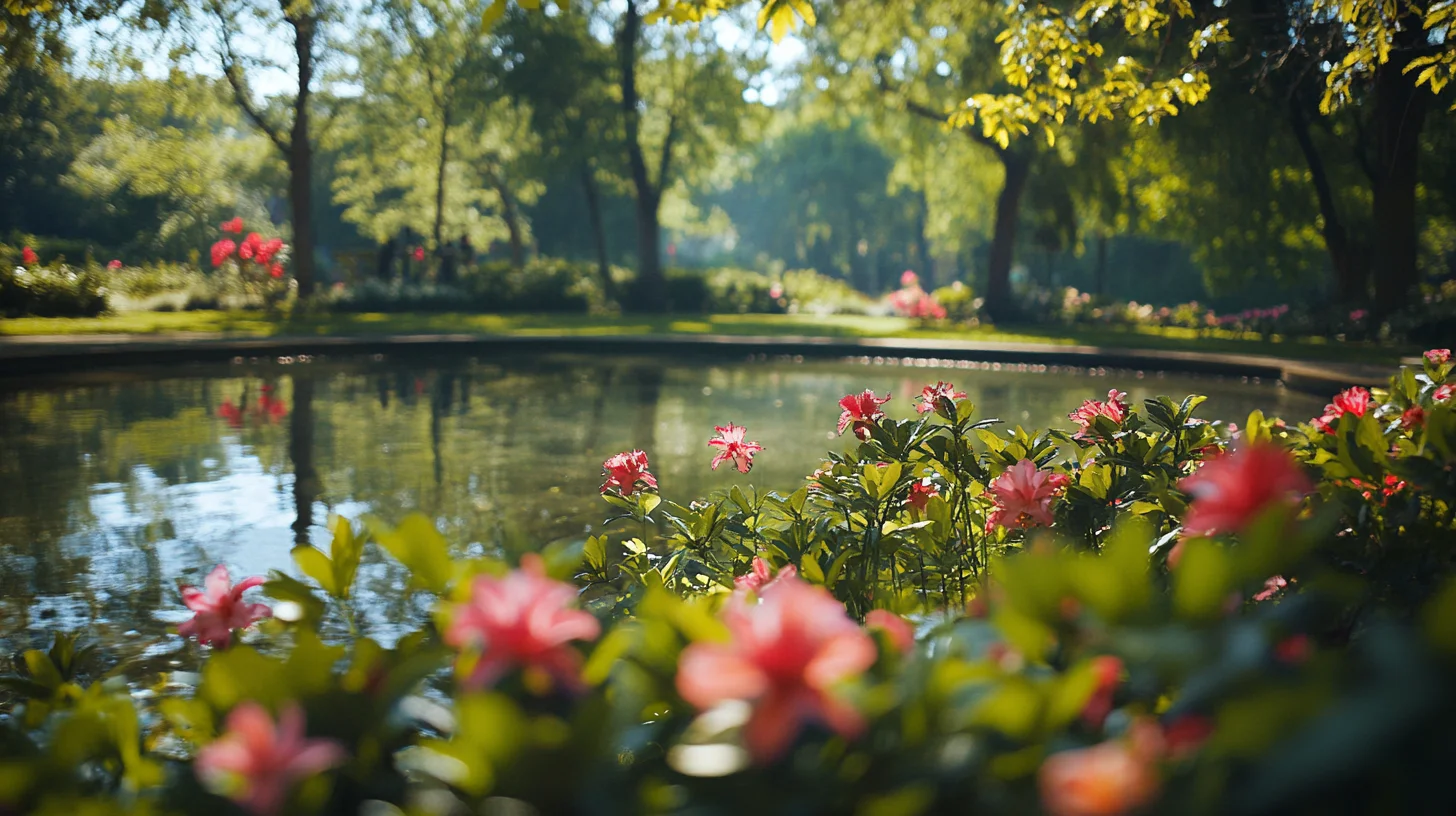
[984,152,1031,322]
[1288,99,1366,302]
[288,14,316,298]
[581,164,614,300]
[618,0,667,312]
[289,376,316,546]
[1371,54,1428,318]
[433,103,452,257]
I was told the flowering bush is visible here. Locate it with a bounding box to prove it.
[5,353,1456,814]
[209,217,292,308]
[0,248,107,317]
[886,270,948,321]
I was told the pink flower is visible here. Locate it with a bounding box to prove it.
[444,554,601,691]
[269,264,284,279]
[177,565,271,648]
[1039,738,1160,816]
[865,609,915,654]
[238,232,263,260]
[1252,575,1289,602]
[1349,309,1368,321]
[906,479,939,511]
[601,450,657,497]
[211,239,237,267]
[1401,406,1425,429]
[107,259,123,270]
[195,702,346,816]
[676,575,877,762]
[708,423,764,473]
[837,390,891,439]
[916,381,966,414]
[1069,390,1130,437]
[768,282,784,299]
[1309,387,1373,434]
[20,246,37,265]
[1177,444,1311,537]
[221,217,245,234]
[900,270,919,288]
[1436,384,1454,403]
[1425,349,1451,365]
[412,246,426,262]
[734,555,797,595]
[986,459,1070,532]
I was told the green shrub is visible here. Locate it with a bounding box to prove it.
[931,281,979,322]
[0,263,108,317]
[323,258,607,314]
[781,268,871,314]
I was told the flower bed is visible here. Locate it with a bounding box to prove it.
[3,351,1455,814]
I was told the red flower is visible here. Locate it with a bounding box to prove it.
[676,575,877,762]
[1039,738,1160,816]
[837,390,891,439]
[107,259,123,270]
[1274,633,1312,664]
[412,246,426,262]
[1081,655,1124,728]
[238,232,264,261]
[1425,348,1451,365]
[1161,715,1214,760]
[195,702,346,816]
[734,555,796,595]
[444,554,601,691]
[1401,406,1425,430]
[986,459,1070,532]
[256,237,285,265]
[865,609,915,654]
[269,264,284,279]
[708,423,764,473]
[906,479,939,511]
[20,246,37,265]
[916,381,966,415]
[1309,387,1372,433]
[177,565,272,648]
[1436,384,1454,403]
[1177,443,1311,537]
[211,239,237,267]
[221,217,245,234]
[1069,390,1130,437]
[601,450,658,497]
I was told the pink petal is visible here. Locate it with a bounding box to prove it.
[677,645,769,709]
[204,564,233,599]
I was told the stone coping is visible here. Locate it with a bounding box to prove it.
[0,331,1400,395]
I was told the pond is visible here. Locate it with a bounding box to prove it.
[0,351,1325,665]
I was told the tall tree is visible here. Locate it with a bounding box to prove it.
[615,0,761,311]
[206,0,330,297]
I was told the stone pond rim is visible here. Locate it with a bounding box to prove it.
[0,331,1400,396]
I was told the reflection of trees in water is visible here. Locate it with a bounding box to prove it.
[290,377,317,547]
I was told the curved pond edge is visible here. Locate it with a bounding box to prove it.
[0,331,1399,396]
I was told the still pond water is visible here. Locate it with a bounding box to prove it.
[0,351,1325,663]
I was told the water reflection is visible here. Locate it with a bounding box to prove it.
[0,353,1327,659]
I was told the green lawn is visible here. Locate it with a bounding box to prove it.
[0,310,1412,364]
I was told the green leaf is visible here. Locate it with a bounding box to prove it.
[368,512,453,595]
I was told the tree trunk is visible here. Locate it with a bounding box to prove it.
[1371,53,1428,318]
[916,192,933,286]
[289,376,316,547]
[581,164,614,300]
[288,13,316,298]
[486,163,524,270]
[984,152,1031,322]
[432,102,452,258]
[1288,98,1366,302]
[618,0,667,312]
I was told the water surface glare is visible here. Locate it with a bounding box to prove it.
[0,352,1325,658]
